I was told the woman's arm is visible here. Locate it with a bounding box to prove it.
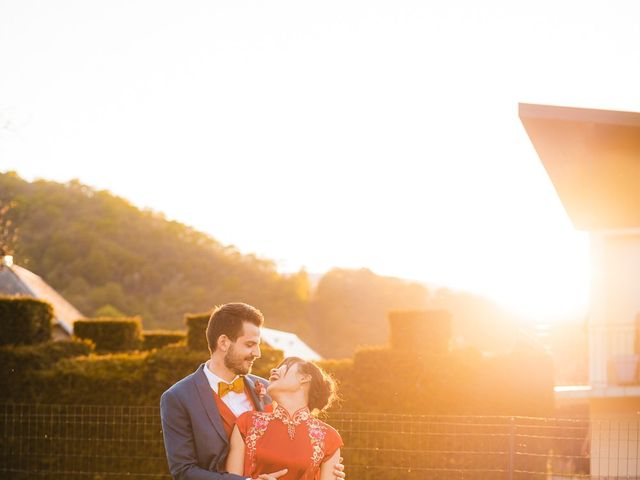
[319,448,341,480]
[226,425,246,475]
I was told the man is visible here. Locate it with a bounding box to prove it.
[160,302,345,480]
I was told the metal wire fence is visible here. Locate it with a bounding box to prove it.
[0,404,632,479]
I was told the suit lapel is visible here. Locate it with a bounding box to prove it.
[193,364,229,444]
[244,376,263,412]
[244,375,272,412]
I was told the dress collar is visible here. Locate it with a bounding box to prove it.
[272,405,311,438]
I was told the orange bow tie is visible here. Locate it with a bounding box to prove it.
[218,377,244,397]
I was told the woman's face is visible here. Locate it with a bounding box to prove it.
[267,361,304,395]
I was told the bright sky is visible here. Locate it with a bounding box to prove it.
[1,0,639,320]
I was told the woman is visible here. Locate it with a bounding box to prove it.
[226,357,343,480]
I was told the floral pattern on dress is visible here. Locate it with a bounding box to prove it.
[244,405,329,471]
[272,405,311,439]
[306,418,328,467]
[245,412,271,472]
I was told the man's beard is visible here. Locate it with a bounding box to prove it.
[224,343,254,375]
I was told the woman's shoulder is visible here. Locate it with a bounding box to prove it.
[309,417,342,442]
[236,409,265,433]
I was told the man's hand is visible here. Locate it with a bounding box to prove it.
[333,457,346,479]
[257,468,288,480]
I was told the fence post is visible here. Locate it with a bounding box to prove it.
[508,417,516,480]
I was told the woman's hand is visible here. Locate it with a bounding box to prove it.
[257,469,288,479]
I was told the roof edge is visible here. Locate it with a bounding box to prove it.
[519,102,640,128]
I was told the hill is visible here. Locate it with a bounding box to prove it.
[1,171,528,358]
[0,171,309,333]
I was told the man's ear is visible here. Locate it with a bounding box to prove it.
[217,334,231,352]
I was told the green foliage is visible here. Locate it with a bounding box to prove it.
[388,309,451,354]
[310,268,431,357]
[0,340,285,406]
[93,304,126,317]
[35,351,151,405]
[74,317,142,352]
[141,330,186,350]
[0,200,19,256]
[0,339,94,402]
[329,345,555,416]
[0,172,310,333]
[185,312,209,351]
[0,296,53,345]
[428,288,526,353]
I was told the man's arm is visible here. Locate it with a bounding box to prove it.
[160,389,245,480]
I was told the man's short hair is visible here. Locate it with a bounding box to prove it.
[206,302,264,353]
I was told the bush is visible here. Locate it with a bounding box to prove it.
[327,344,555,416]
[185,312,209,351]
[142,330,186,350]
[74,317,142,352]
[0,296,53,345]
[36,351,151,405]
[0,339,95,403]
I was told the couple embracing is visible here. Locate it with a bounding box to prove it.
[160,303,345,480]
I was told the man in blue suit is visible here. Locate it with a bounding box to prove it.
[160,302,345,480]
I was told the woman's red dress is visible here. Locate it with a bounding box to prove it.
[236,405,343,480]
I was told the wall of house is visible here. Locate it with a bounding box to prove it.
[589,231,640,387]
[590,398,640,478]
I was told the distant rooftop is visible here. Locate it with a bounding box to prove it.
[0,262,83,335]
[519,103,640,231]
[261,327,321,361]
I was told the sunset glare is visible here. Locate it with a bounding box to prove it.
[2,0,639,321]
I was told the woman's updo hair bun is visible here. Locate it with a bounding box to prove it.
[280,357,338,413]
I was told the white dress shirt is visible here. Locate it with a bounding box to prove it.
[203,362,254,417]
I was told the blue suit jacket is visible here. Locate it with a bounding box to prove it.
[160,364,271,480]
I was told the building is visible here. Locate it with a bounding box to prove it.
[261,326,321,361]
[0,255,82,340]
[520,102,640,478]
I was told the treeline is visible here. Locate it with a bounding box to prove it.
[1,172,309,333]
[1,171,525,358]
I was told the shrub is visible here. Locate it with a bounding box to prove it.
[142,330,186,350]
[0,296,53,345]
[35,351,150,405]
[388,309,451,354]
[144,344,210,392]
[0,338,95,403]
[74,317,142,352]
[185,312,209,351]
[335,344,554,416]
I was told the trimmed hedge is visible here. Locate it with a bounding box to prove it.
[142,330,186,350]
[0,339,95,402]
[1,341,284,405]
[74,317,142,352]
[0,296,53,345]
[329,344,554,416]
[388,309,451,354]
[185,312,209,351]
